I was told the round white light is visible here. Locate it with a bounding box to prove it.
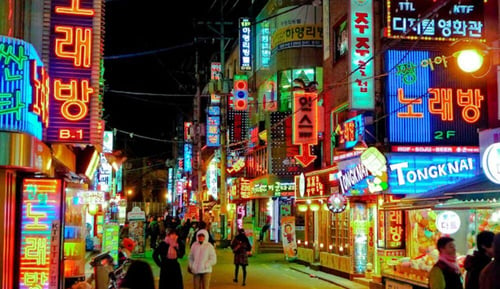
[456,49,483,73]
[483,143,500,184]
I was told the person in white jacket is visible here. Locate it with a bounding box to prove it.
[189,229,217,289]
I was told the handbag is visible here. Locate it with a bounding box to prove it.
[187,266,193,274]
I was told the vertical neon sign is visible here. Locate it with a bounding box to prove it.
[47,0,103,144]
[239,18,252,71]
[292,91,318,167]
[19,178,62,289]
[349,0,374,110]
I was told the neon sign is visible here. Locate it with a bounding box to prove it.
[386,49,487,145]
[334,114,365,150]
[259,21,271,69]
[47,0,103,144]
[386,210,404,249]
[0,36,49,140]
[239,18,252,71]
[184,143,193,173]
[206,106,220,147]
[386,0,485,41]
[349,0,375,110]
[292,91,318,167]
[19,178,62,289]
[387,153,480,194]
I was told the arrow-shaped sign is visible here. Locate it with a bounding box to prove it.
[295,143,316,167]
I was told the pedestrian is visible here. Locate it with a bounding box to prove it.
[188,229,217,289]
[119,260,155,289]
[148,216,159,250]
[158,216,166,241]
[479,233,500,289]
[190,221,215,246]
[231,228,252,286]
[153,229,185,289]
[118,237,135,266]
[428,236,463,289]
[259,216,271,243]
[464,231,494,289]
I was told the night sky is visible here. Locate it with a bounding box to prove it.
[103,0,256,159]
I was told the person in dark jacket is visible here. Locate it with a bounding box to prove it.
[479,233,500,289]
[153,229,185,289]
[231,228,252,286]
[119,260,155,289]
[464,231,494,289]
[429,237,463,289]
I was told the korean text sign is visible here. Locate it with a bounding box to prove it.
[386,49,487,145]
[0,36,49,140]
[386,0,485,41]
[292,91,318,145]
[19,179,62,289]
[239,18,252,71]
[47,0,103,144]
[349,0,375,110]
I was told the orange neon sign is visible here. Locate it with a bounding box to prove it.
[53,79,92,121]
[397,87,484,124]
[55,26,92,68]
[55,0,95,16]
[30,60,50,128]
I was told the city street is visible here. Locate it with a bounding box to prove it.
[138,249,342,289]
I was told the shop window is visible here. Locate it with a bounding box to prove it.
[333,18,348,63]
[330,209,350,256]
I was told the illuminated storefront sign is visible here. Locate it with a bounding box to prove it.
[349,0,375,110]
[292,91,318,167]
[386,49,486,145]
[184,122,193,142]
[386,0,485,41]
[98,153,112,192]
[296,175,325,197]
[334,114,365,150]
[228,111,248,143]
[103,131,113,153]
[259,21,271,69]
[19,178,62,289]
[46,0,104,144]
[261,79,277,112]
[387,153,480,194]
[184,143,193,173]
[207,161,218,200]
[210,62,221,80]
[227,153,245,175]
[236,205,246,229]
[483,142,500,184]
[0,36,49,140]
[436,210,461,234]
[386,210,404,249]
[239,18,252,71]
[252,182,295,197]
[206,106,220,147]
[392,146,479,153]
[271,5,322,53]
[335,147,388,195]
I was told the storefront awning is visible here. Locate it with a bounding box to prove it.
[381,174,500,210]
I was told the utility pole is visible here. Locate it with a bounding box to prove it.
[194,44,204,221]
[219,0,228,242]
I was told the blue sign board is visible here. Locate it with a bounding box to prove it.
[207,105,220,147]
[385,49,487,146]
[184,143,193,173]
[387,153,480,194]
[0,36,48,140]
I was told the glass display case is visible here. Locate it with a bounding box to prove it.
[63,189,86,287]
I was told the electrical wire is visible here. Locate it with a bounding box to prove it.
[112,128,182,143]
[104,42,194,60]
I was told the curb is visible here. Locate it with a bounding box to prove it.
[289,266,369,289]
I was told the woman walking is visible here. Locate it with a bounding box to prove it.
[428,237,463,289]
[231,228,252,286]
[153,229,185,289]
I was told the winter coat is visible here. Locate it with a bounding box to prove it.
[153,240,185,289]
[479,261,500,289]
[464,250,492,289]
[231,234,251,265]
[188,229,217,274]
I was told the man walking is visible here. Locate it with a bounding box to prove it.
[189,229,217,289]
